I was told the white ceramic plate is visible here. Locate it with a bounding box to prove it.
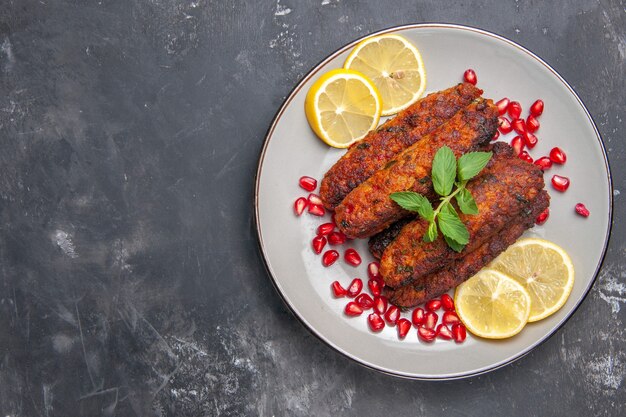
[255,24,612,379]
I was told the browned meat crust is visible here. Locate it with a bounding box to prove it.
[334,99,499,239]
[368,218,413,260]
[383,190,550,308]
[379,142,545,288]
[319,83,482,210]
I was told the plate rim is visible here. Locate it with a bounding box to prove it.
[253,22,614,380]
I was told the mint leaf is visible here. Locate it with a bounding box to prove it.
[455,188,478,215]
[432,146,457,196]
[438,205,470,245]
[457,151,492,182]
[423,221,438,242]
[390,191,434,221]
[444,235,466,252]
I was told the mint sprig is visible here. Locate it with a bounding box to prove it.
[390,146,492,252]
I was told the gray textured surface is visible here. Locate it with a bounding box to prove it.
[0,0,624,416]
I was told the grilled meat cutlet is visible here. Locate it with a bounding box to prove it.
[383,190,550,308]
[319,83,482,210]
[380,142,545,289]
[334,99,499,239]
[368,218,413,260]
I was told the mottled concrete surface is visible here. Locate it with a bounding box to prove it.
[0,0,624,416]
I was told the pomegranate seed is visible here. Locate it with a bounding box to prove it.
[327,231,347,245]
[498,116,512,134]
[519,151,533,163]
[436,324,453,340]
[575,203,590,217]
[368,313,385,332]
[412,307,425,326]
[331,281,347,297]
[463,68,477,85]
[299,176,317,192]
[512,118,526,134]
[496,98,510,115]
[552,175,570,192]
[530,99,544,116]
[312,235,327,254]
[442,311,461,326]
[317,222,334,236]
[507,101,522,120]
[384,305,400,325]
[367,262,381,280]
[330,212,336,225]
[397,318,411,339]
[524,131,538,149]
[536,207,550,225]
[355,293,374,309]
[307,193,323,206]
[368,279,382,296]
[308,204,325,216]
[452,323,467,343]
[322,250,339,267]
[344,248,362,267]
[441,294,455,311]
[426,299,442,311]
[526,115,540,133]
[418,327,437,342]
[534,156,553,170]
[344,302,363,316]
[492,130,500,141]
[424,311,438,330]
[549,147,567,164]
[347,278,363,298]
[373,296,388,315]
[511,135,524,155]
[294,197,308,216]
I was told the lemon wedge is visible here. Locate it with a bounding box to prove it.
[489,238,575,322]
[344,34,426,116]
[455,269,531,339]
[304,68,382,148]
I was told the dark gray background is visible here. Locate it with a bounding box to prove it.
[0,0,624,416]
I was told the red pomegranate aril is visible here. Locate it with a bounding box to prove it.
[367,262,381,280]
[463,69,477,85]
[418,327,437,342]
[524,131,538,149]
[442,311,461,326]
[344,248,362,267]
[492,130,500,141]
[507,101,522,120]
[511,135,524,155]
[331,281,347,297]
[347,278,363,298]
[373,296,388,315]
[384,305,401,325]
[536,207,550,225]
[424,311,438,330]
[397,318,412,339]
[299,176,317,192]
[452,323,467,343]
[426,299,442,311]
[534,156,553,170]
[317,222,335,236]
[441,294,455,311]
[496,97,510,115]
[368,313,385,332]
[512,118,526,134]
[312,235,327,254]
[530,99,544,116]
[307,193,323,206]
[575,203,590,217]
[519,151,533,163]
[526,115,540,133]
[412,307,425,327]
[552,175,570,192]
[344,302,363,316]
[308,204,325,216]
[498,116,512,134]
[550,147,567,164]
[294,197,308,216]
[436,324,453,340]
[322,250,339,267]
[327,231,347,245]
[368,279,382,296]
[355,293,374,309]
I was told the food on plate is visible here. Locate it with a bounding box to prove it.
[334,99,499,239]
[368,218,412,260]
[304,68,382,148]
[343,34,427,116]
[319,83,482,209]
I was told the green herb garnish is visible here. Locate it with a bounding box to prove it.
[390,146,492,252]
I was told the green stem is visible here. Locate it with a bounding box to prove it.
[432,180,467,218]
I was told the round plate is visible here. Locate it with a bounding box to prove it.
[255,24,612,379]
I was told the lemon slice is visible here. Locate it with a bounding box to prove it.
[344,34,426,116]
[304,68,382,148]
[455,269,531,339]
[489,238,575,322]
